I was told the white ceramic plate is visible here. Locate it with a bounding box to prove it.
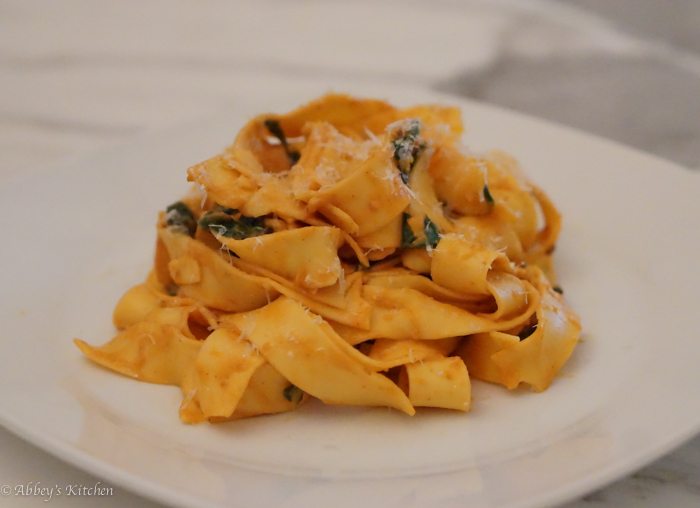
[1,87,699,508]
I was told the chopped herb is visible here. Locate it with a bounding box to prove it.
[198,211,234,229]
[401,212,418,248]
[423,217,440,249]
[552,286,564,295]
[483,184,495,205]
[165,201,196,236]
[264,118,300,165]
[518,324,537,340]
[214,205,238,215]
[283,384,303,403]
[392,119,425,183]
[165,284,179,296]
[198,205,239,224]
[199,210,270,239]
[401,213,441,250]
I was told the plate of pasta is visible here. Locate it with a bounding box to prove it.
[0,87,698,508]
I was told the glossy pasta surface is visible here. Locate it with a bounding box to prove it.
[75,94,581,423]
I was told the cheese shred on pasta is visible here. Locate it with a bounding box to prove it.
[74,94,581,423]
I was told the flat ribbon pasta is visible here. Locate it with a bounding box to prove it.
[399,357,471,411]
[216,226,344,290]
[75,93,581,424]
[223,297,415,415]
[331,278,538,345]
[457,268,581,391]
[309,145,410,237]
[74,306,203,385]
[158,227,273,312]
[179,328,265,421]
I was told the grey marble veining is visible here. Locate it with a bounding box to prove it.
[564,0,700,54]
[0,1,698,507]
[438,0,700,169]
[566,439,700,507]
[440,53,700,168]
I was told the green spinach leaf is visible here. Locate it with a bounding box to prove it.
[264,118,301,165]
[165,201,196,236]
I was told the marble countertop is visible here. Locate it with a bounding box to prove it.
[1,1,698,506]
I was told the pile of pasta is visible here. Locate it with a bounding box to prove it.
[75,94,581,423]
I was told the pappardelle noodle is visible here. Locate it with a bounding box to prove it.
[75,94,581,423]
